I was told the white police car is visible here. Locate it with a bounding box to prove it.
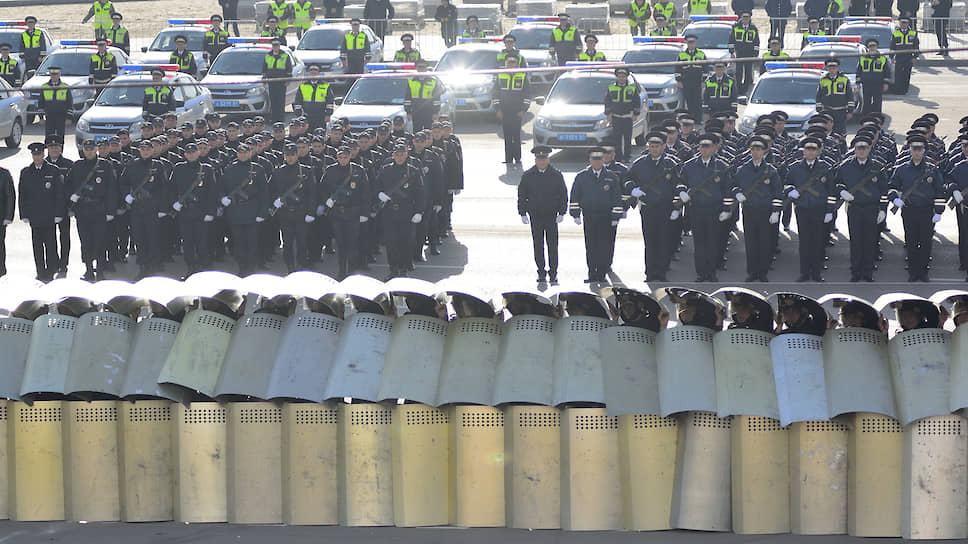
[680,15,736,75]
[200,37,305,116]
[434,37,503,113]
[75,64,214,150]
[331,62,455,132]
[799,35,881,109]
[507,16,558,87]
[140,20,212,77]
[623,36,683,122]
[0,21,56,65]
[0,75,26,147]
[294,19,383,90]
[737,61,826,135]
[836,16,896,52]
[22,40,130,123]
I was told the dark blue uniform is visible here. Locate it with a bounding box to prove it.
[733,159,782,280]
[785,158,837,280]
[946,159,968,274]
[518,165,568,282]
[678,156,732,280]
[569,166,624,282]
[18,163,64,280]
[834,157,889,280]
[889,159,946,281]
[625,153,680,280]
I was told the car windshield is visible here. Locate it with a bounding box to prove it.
[750,75,818,104]
[149,29,205,51]
[684,25,730,49]
[509,26,553,49]
[95,81,148,106]
[623,48,678,74]
[0,30,28,53]
[435,49,499,72]
[297,27,348,50]
[547,75,614,104]
[837,25,893,49]
[209,48,281,75]
[800,48,859,73]
[342,77,408,105]
[37,51,97,76]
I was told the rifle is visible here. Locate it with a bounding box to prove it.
[268,164,307,217]
[170,168,205,217]
[324,166,358,215]
[792,168,830,199]
[631,163,675,206]
[67,166,99,212]
[219,163,256,213]
[685,166,725,200]
[121,162,157,212]
[845,162,887,199]
[890,170,935,214]
[378,166,411,210]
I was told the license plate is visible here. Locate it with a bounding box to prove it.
[456,98,467,106]
[647,99,655,106]
[559,133,587,142]
[214,99,240,108]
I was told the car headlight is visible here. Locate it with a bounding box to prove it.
[535,117,550,129]
[246,86,266,96]
[76,118,90,131]
[661,86,677,97]
[473,85,489,95]
[72,88,94,101]
[594,118,609,130]
[740,116,755,129]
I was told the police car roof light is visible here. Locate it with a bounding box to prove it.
[227,36,276,44]
[807,35,861,42]
[456,37,504,43]
[689,14,738,21]
[764,61,825,70]
[120,64,180,72]
[564,61,622,67]
[168,19,211,25]
[365,62,416,71]
[60,39,111,46]
[314,18,352,23]
[516,16,559,22]
[0,21,26,27]
[632,36,685,43]
[844,16,891,21]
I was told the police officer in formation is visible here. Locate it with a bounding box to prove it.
[18,142,64,281]
[518,146,567,284]
[890,133,945,282]
[67,139,118,281]
[626,131,680,282]
[569,147,623,284]
[678,132,732,282]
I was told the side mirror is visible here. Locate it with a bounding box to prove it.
[25,69,36,80]
[737,96,748,105]
[174,100,185,108]
[141,46,148,53]
[84,98,95,109]
[534,96,545,105]
[334,96,343,106]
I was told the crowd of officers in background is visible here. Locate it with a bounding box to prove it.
[1,111,464,284]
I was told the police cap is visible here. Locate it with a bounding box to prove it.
[654,13,667,21]
[80,139,96,148]
[307,63,321,72]
[614,67,629,75]
[808,16,820,23]
[0,43,9,51]
[27,142,45,153]
[267,16,279,22]
[272,122,285,130]
[150,68,164,76]
[662,119,680,130]
[270,37,282,45]
[698,133,719,146]
[112,12,123,20]
[532,145,552,157]
[253,116,265,123]
[899,16,911,23]
[284,143,298,154]
[138,139,155,149]
[401,33,414,40]
[184,142,199,153]
[771,110,789,121]
[377,124,390,133]
[194,118,208,128]
[24,16,37,23]
[45,134,63,146]
[907,134,927,146]
[587,146,606,159]
[919,113,939,124]
[712,60,726,68]
[337,146,351,155]
[584,34,598,42]
[645,131,665,144]
[205,112,221,121]
[851,136,873,148]
[684,34,698,41]
[678,113,696,125]
[824,57,840,66]
[392,143,408,153]
[747,136,767,149]
[866,37,878,46]
[800,136,822,149]
[392,114,405,124]
[174,34,188,43]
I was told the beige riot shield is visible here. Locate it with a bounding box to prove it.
[599,326,660,417]
[172,402,228,523]
[64,311,136,398]
[436,318,504,406]
[63,400,121,521]
[671,410,732,531]
[377,315,448,404]
[391,403,450,527]
[560,407,622,531]
[888,328,951,426]
[119,317,183,401]
[322,312,393,402]
[157,308,238,400]
[0,317,35,400]
[282,402,339,525]
[492,314,556,406]
[214,312,288,399]
[551,316,613,406]
[504,405,561,529]
[20,314,79,399]
[846,412,902,537]
[770,333,829,427]
[822,327,895,419]
[448,405,505,527]
[902,414,968,539]
[266,311,343,401]
[656,325,717,416]
[952,326,968,412]
[8,400,65,521]
[226,402,283,523]
[337,402,393,526]
[618,414,679,531]
[789,420,848,534]
[118,399,174,522]
[713,328,778,419]
[731,415,789,534]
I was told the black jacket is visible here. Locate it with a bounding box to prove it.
[120,157,169,214]
[171,160,217,217]
[222,159,269,225]
[19,162,64,224]
[67,157,118,216]
[0,167,15,223]
[517,165,567,216]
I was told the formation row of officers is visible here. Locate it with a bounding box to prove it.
[518,109,967,285]
[0,113,464,282]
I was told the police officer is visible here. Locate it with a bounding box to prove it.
[261,16,288,45]
[785,136,837,281]
[728,11,759,94]
[143,68,174,118]
[626,131,680,281]
[204,14,230,61]
[221,0,240,36]
[88,37,117,92]
[294,64,333,130]
[676,35,706,120]
[271,144,316,272]
[650,14,676,36]
[363,0,394,40]
[435,0,458,47]
[82,0,116,38]
[605,67,641,164]
[19,142,64,282]
[340,18,370,76]
[760,37,789,73]
[410,131,444,259]
[550,13,582,66]
[816,58,853,136]
[495,35,529,167]
[678,132,732,281]
[67,139,118,281]
[220,143,267,275]
[947,137,968,278]
[689,0,712,14]
[38,67,73,137]
[45,135,72,277]
[21,16,46,72]
[171,142,217,277]
[890,133,946,282]
[835,135,888,281]
[376,143,425,279]
[104,12,129,55]
[266,0,292,35]
[569,147,623,284]
[891,17,918,95]
[405,65,442,133]
[460,15,485,39]
[652,0,676,23]
[120,139,168,278]
[0,162,11,277]
[0,44,20,87]
[170,34,197,76]
[733,135,782,281]
[394,33,421,62]
[518,145,567,284]
[857,39,890,114]
[321,146,370,278]
[801,16,825,49]
[579,34,605,61]
[628,0,652,36]
[263,37,293,123]
[777,293,828,335]
[291,0,315,38]
[703,61,737,119]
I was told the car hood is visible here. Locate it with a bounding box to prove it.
[294,50,342,65]
[22,75,88,91]
[701,48,731,60]
[438,72,493,89]
[520,49,551,65]
[141,50,207,65]
[630,73,677,87]
[537,103,604,120]
[201,73,265,90]
[741,103,816,132]
[332,104,405,121]
[80,105,144,125]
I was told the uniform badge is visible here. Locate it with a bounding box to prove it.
[95,177,102,184]
[198,181,203,187]
[350,181,357,189]
[927,177,933,182]
[764,179,770,184]
[714,177,720,183]
[45,182,51,189]
[666,173,672,179]
[603,184,610,191]
[821,176,826,182]
[403,183,409,189]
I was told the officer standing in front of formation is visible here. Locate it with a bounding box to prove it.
[857,39,890,114]
[579,34,605,61]
[340,19,370,77]
[171,142,216,278]
[733,136,782,281]
[271,144,316,273]
[435,0,458,48]
[376,142,424,280]
[321,146,370,279]
[891,17,918,95]
[294,64,333,130]
[816,58,853,136]
[105,12,130,55]
[569,147,623,284]
[405,63,442,133]
[890,133,946,282]
[605,67,640,164]
[786,136,837,282]
[170,34,197,76]
[18,142,63,282]
[39,67,72,137]
[460,15,485,39]
[263,37,293,123]
[728,11,759,94]
[676,35,706,120]
[0,44,20,87]
[88,37,118,94]
[626,131,680,282]
[550,13,581,66]
[143,68,174,117]
[119,140,167,278]
[650,14,676,36]
[518,145,567,284]
[760,37,789,73]
[82,0,116,38]
[67,139,118,281]
[835,134,888,282]
[220,142,268,276]
[45,135,73,277]
[21,16,46,73]
[394,34,421,62]
[628,0,651,36]
[678,132,732,282]
[947,136,968,280]
[204,15,230,61]
[494,35,529,168]
[703,61,737,119]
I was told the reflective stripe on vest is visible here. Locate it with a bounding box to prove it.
[690,0,710,14]
[394,49,420,62]
[205,29,228,45]
[608,83,636,103]
[497,72,526,91]
[678,49,705,63]
[93,1,113,30]
[762,51,789,59]
[859,55,886,72]
[171,51,193,70]
[629,1,650,23]
[0,57,17,74]
[819,75,848,95]
[705,78,733,98]
[408,78,436,98]
[91,52,114,70]
[893,29,917,45]
[144,85,172,104]
[265,53,288,70]
[22,29,42,49]
[105,26,126,45]
[42,83,69,102]
[827,0,844,14]
[270,0,290,28]
[552,26,576,43]
[733,25,756,43]
[300,82,329,102]
[802,29,826,43]
[651,26,675,36]
[293,1,312,29]
[578,50,605,61]
[654,2,674,19]
[344,31,366,50]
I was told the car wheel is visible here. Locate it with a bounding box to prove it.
[5,118,22,148]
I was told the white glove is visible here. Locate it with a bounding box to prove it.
[203,215,214,222]
[360,215,369,223]
[69,193,80,203]
[556,214,564,224]
[823,212,833,224]
[316,205,325,216]
[718,211,731,222]
[54,217,62,224]
[932,213,942,223]
[377,191,391,203]
[221,196,232,207]
[18,218,26,225]
[735,192,747,202]
[521,215,529,225]
[157,212,167,218]
[954,189,964,203]
[876,210,886,224]
[769,211,780,224]
[411,213,422,223]
[840,190,854,202]
[326,198,335,208]
[893,198,904,209]
[433,205,442,213]
[630,187,645,198]
[255,216,265,223]
[670,210,680,221]
[273,198,284,209]
[788,189,800,200]
[611,220,619,226]
[678,191,690,203]
[106,214,114,222]
[305,214,315,223]
[172,201,183,212]
[124,194,134,205]
[573,216,582,225]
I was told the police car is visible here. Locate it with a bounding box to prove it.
[680,15,735,75]
[0,75,26,147]
[800,35,890,105]
[22,40,130,123]
[331,62,456,132]
[532,62,648,148]
[737,62,827,135]
[836,16,896,51]
[200,37,305,116]
[0,21,56,65]
[434,37,502,113]
[294,19,383,90]
[623,36,683,122]
[75,64,214,150]
[140,20,212,76]
[507,16,558,87]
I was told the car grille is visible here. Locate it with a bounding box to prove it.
[551,121,596,131]
[88,123,131,133]
[644,88,664,98]
[211,90,247,99]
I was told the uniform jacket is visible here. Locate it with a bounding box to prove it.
[67,157,118,215]
[569,166,624,220]
[785,158,838,211]
[733,159,783,211]
[889,159,946,212]
[517,165,567,216]
[20,162,67,224]
[834,157,889,208]
[171,159,217,216]
[376,161,425,219]
[120,157,170,214]
[626,153,680,209]
[1,167,16,223]
[222,159,269,224]
[678,156,733,211]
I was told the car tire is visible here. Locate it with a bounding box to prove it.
[5,118,22,148]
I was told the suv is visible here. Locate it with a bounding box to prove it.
[200,37,305,116]
[623,37,684,123]
[140,20,212,78]
[738,62,827,136]
[680,15,736,76]
[294,20,383,91]
[332,62,455,132]
[507,17,557,88]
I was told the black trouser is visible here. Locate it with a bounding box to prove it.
[582,213,613,281]
[230,223,259,275]
[861,83,883,113]
[681,83,703,120]
[901,206,934,278]
[267,82,287,123]
[822,108,847,135]
[691,206,720,278]
[501,108,522,163]
[630,22,647,36]
[178,213,210,272]
[442,192,454,232]
[442,23,457,47]
[332,213,361,277]
[742,206,772,278]
[76,211,107,268]
[0,224,6,275]
[281,219,309,271]
[57,215,71,270]
[45,111,67,137]
[641,204,672,277]
[412,106,434,133]
[383,213,413,275]
[936,18,949,51]
[611,115,633,163]
[770,18,787,41]
[847,203,878,278]
[371,20,387,40]
[130,209,160,270]
[23,54,41,72]
[958,205,968,270]
[873,0,892,15]
[223,3,240,35]
[895,55,913,93]
[736,52,755,93]
[529,212,558,277]
[412,211,427,257]
[795,205,825,277]
[781,199,792,229]
[346,56,366,78]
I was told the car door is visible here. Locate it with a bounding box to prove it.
[0,78,16,136]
